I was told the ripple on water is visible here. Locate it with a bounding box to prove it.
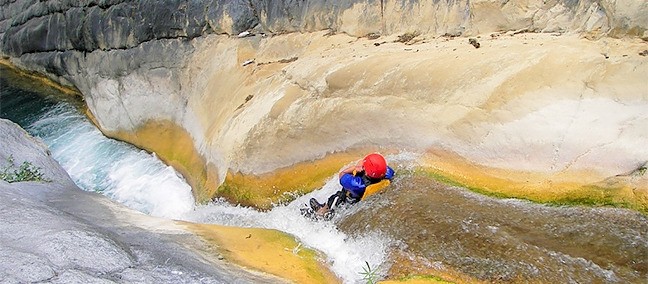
[338,173,648,283]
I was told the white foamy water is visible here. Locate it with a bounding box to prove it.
[28,103,421,283]
[183,152,421,283]
[184,177,393,283]
[27,104,195,218]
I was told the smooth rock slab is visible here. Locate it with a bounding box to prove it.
[0,118,284,283]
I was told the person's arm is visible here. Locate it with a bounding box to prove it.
[384,166,395,180]
[338,159,363,178]
[339,172,366,198]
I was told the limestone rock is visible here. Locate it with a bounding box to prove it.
[0,118,282,283]
[0,119,75,188]
[0,0,646,200]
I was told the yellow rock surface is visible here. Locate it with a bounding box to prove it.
[72,31,648,212]
[184,222,340,284]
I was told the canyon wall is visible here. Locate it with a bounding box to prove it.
[1,0,647,205]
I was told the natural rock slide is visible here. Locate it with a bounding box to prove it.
[0,118,314,283]
[1,0,647,283]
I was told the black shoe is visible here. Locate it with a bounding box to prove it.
[322,209,335,220]
[300,207,314,218]
[309,198,323,211]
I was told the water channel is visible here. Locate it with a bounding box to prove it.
[1,66,646,283]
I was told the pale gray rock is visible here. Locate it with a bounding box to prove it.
[38,229,133,273]
[0,118,76,188]
[0,250,56,283]
[1,0,645,135]
[49,270,118,284]
[0,118,284,283]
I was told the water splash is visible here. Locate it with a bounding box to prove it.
[182,153,424,282]
[27,104,195,218]
[184,176,394,283]
[23,102,403,283]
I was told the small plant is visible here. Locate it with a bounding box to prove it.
[359,261,378,284]
[365,33,381,40]
[395,32,420,43]
[637,164,647,176]
[0,155,50,183]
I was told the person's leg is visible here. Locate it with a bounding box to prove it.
[311,190,347,215]
[309,197,323,210]
[309,190,344,211]
[326,190,347,209]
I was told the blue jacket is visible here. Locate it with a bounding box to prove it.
[339,166,395,199]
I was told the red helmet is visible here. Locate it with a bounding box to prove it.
[363,153,387,179]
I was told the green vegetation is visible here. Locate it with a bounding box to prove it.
[421,170,511,199]
[359,261,379,284]
[547,185,644,213]
[0,155,50,183]
[398,275,455,283]
[217,182,253,205]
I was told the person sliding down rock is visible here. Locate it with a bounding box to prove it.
[309,153,395,218]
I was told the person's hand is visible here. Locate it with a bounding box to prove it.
[339,159,363,178]
[354,159,364,172]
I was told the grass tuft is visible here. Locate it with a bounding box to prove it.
[0,155,50,183]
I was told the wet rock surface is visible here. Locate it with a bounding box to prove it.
[339,174,648,283]
[0,118,283,283]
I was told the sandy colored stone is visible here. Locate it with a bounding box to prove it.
[104,120,220,203]
[180,32,648,178]
[69,31,647,211]
[420,148,648,213]
[183,222,340,284]
[219,149,368,209]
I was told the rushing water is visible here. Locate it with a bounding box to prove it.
[1,70,195,219]
[28,104,197,218]
[2,66,647,283]
[340,175,648,283]
[0,66,392,283]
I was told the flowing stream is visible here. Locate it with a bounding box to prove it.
[2,66,647,283]
[0,66,392,283]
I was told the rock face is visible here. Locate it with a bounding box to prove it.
[1,0,647,204]
[0,118,282,283]
[0,116,76,188]
[1,0,647,57]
